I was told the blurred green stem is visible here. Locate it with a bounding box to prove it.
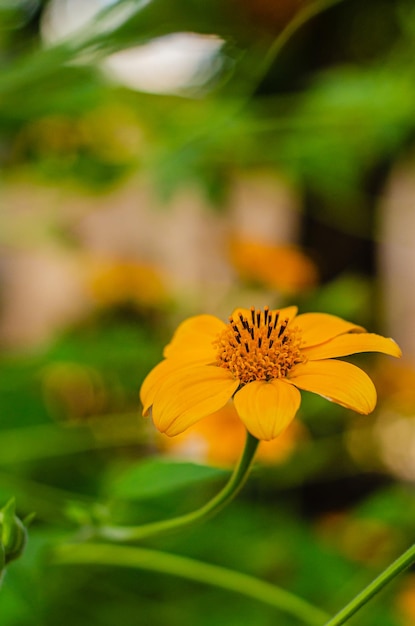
[324,543,415,625]
[260,0,348,77]
[240,0,349,100]
[53,542,329,626]
[95,430,259,542]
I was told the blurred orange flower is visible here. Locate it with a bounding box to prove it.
[396,574,415,626]
[161,401,306,467]
[228,237,318,294]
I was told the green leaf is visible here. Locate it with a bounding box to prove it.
[107,458,228,501]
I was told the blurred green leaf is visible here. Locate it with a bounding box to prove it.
[304,274,374,324]
[355,485,415,532]
[107,458,227,501]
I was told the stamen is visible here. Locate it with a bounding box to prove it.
[264,306,269,325]
[278,320,288,338]
[214,307,303,384]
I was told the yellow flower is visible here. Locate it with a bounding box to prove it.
[140,306,401,441]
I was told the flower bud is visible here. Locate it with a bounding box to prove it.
[0,499,29,568]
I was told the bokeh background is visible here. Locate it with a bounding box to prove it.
[2,1,415,624]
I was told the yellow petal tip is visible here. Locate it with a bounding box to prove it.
[389,338,403,358]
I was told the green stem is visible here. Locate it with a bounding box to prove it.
[52,542,329,626]
[232,0,350,103]
[258,0,348,83]
[96,430,259,542]
[324,543,415,625]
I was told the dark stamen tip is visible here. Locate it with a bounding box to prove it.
[278,320,288,338]
[264,307,269,324]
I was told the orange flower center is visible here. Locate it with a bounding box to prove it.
[214,306,304,384]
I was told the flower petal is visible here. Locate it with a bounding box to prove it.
[294,312,365,348]
[288,359,377,414]
[163,314,224,364]
[233,379,301,441]
[303,333,402,361]
[277,305,299,323]
[152,365,239,436]
[140,359,192,416]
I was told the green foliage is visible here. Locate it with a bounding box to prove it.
[105,458,227,501]
[0,0,413,217]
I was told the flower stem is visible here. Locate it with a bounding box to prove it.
[324,543,415,626]
[52,542,330,626]
[256,0,349,92]
[95,430,260,542]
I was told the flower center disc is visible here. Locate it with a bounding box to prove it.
[214,306,303,384]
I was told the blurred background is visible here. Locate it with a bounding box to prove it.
[1,0,415,624]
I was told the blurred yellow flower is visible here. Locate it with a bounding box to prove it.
[161,401,306,467]
[86,258,167,309]
[229,237,318,294]
[14,104,142,164]
[140,306,401,441]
